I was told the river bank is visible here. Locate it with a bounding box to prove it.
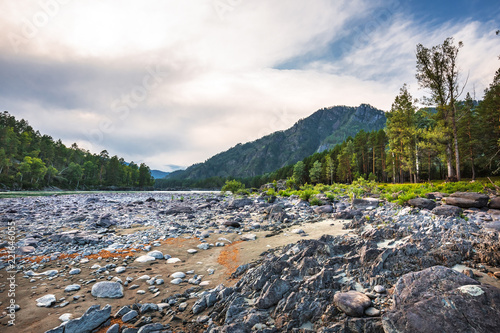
[0,191,499,332]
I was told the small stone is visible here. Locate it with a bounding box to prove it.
[197,243,210,250]
[365,307,381,317]
[374,285,386,293]
[241,233,256,241]
[59,313,73,322]
[171,278,183,285]
[171,272,186,279]
[69,268,81,275]
[187,249,198,254]
[166,258,182,264]
[115,266,126,274]
[36,294,56,307]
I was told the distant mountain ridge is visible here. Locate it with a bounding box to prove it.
[168,104,386,180]
[150,169,170,179]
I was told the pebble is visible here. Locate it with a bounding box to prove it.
[187,249,198,254]
[69,268,81,275]
[59,313,73,322]
[135,255,156,263]
[166,258,182,264]
[171,272,186,279]
[171,278,183,285]
[115,266,126,274]
[36,294,56,307]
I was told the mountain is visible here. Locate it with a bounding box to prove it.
[168,104,386,180]
[150,169,170,179]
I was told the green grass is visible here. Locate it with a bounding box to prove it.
[268,177,500,205]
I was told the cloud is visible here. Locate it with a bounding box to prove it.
[0,0,499,171]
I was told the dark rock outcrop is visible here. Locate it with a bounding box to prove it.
[431,204,462,217]
[383,266,500,333]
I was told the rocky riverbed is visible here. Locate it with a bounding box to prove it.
[0,191,499,332]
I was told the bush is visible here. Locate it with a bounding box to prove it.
[309,197,322,206]
[221,179,245,194]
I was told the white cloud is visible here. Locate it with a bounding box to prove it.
[0,0,499,171]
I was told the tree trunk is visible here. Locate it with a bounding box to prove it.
[452,104,461,181]
[392,152,396,184]
[446,144,455,179]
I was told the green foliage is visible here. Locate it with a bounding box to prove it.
[221,179,245,194]
[0,111,154,190]
[293,161,307,185]
[309,160,322,184]
[309,197,322,206]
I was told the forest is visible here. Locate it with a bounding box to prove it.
[155,37,500,190]
[0,112,155,190]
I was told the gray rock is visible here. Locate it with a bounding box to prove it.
[163,205,194,215]
[383,266,500,333]
[352,198,380,210]
[223,220,241,228]
[36,294,56,307]
[444,192,489,208]
[489,196,500,209]
[139,303,159,314]
[146,250,164,259]
[122,310,138,323]
[134,255,156,263]
[313,205,334,214]
[228,198,253,209]
[334,291,372,317]
[255,279,291,309]
[69,268,81,275]
[137,323,165,333]
[431,204,462,217]
[64,284,81,292]
[106,323,120,333]
[407,198,436,210]
[91,282,124,298]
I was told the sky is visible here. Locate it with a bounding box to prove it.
[1,0,499,172]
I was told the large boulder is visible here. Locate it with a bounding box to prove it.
[162,205,194,215]
[444,192,489,208]
[489,197,500,209]
[334,291,372,317]
[228,198,253,209]
[431,204,462,217]
[313,205,334,214]
[352,198,380,210]
[407,198,436,210]
[382,266,500,333]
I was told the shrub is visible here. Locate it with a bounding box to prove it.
[221,179,245,194]
[309,197,322,206]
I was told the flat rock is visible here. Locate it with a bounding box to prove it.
[69,268,81,275]
[444,192,489,208]
[334,291,372,317]
[241,233,257,241]
[166,257,182,264]
[431,204,462,217]
[171,272,186,279]
[313,205,333,214]
[91,281,124,298]
[163,205,194,215]
[36,294,56,307]
[65,284,81,292]
[407,198,436,210]
[383,266,500,333]
[223,221,241,228]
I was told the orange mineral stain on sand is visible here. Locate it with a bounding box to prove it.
[217,241,243,276]
[95,318,134,333]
